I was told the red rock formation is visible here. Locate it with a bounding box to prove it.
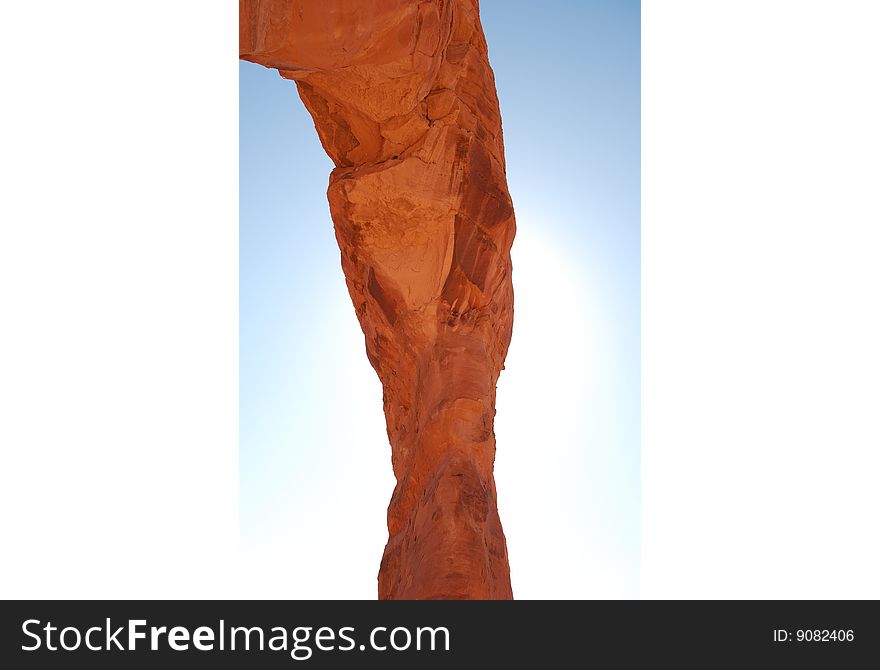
[241,0,515,599]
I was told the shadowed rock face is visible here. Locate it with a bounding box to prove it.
[241,0,515,599]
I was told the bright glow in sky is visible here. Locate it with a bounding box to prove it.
[240,0,640,599]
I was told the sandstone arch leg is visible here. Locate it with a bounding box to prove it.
[241,0,516,599]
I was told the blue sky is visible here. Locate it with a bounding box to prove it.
[240,0,640,598]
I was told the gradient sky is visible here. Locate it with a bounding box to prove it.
[240,0,640,599]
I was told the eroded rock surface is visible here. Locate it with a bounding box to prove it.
[241,0,515,599]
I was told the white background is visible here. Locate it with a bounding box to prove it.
[1,0,878,598]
